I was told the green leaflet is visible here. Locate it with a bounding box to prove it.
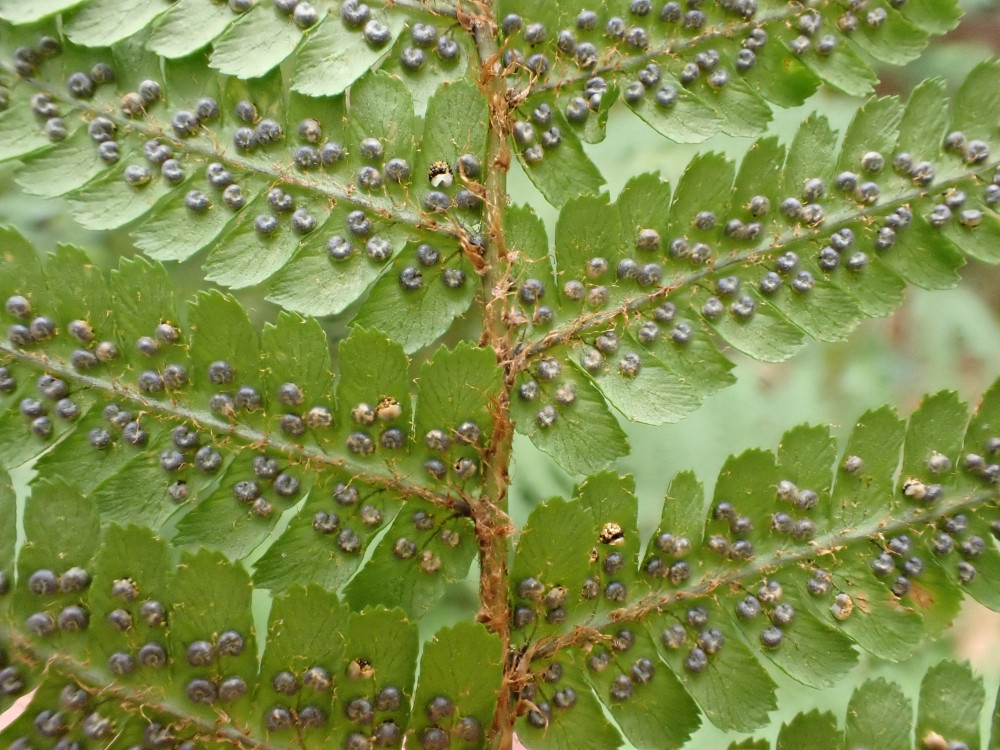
[516,659,625,750]
[16,478,99,579]
[68,167,175,231]
[346,70,416,165]
[344,499,478,617]
[626,76,720,144]
[133,175,267,263]
[336,327,410,428]
[172,450,307,561]
[350,248,477,354]
[776,710,842,750]
[251,470,402,593]
[0,0,83,23]
[951,60,1000,136]
[578,627,702,749]
[511,359,629,476]
[649,601,779,732]
[0,106,61,162]
[208,4,303,78]
[415,343,502,439]
[65,0,169,46]
[147,0,233,58]
[518,118,605,208]
[509,496,597,645]
[187,289,263,400]
[845,678,913,750]
[917,662,985,750]
[850,9,929,65]
[581,338,699,425]
[255,589,419,748]
[410,622,504,749]
[14,127,105,198]
[204,191,331,289]
[292,10,405,97]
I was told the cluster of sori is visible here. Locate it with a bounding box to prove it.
[340,1,461,69]
[583,527,633,605]
[498,0,906,164]
[768,480,818,542]
[581,330,644,378]
[4,293,185,397]
[705,500,757,560]
[176,633,251,705]
[15,566,92,640]
[407,696,482,750]
[328,214,462,285]
[265,665,333,734]
[896,438,1000,585]
[585,627,661,702]
[421,419,483,482]
[512,576,570,629]
[731,578,795,650]
[510,275,556,327]
[262,0,321,26]
[6,683,204,750]
[643,528,694,583]
[394,239,469,293]
[229,451,302,518]
[520,660,578,728]
[2,363,79,440]
[311,482,368,554]
[516,356,579,431]
[389,508,459,574]
[7,28,486,264]
[14,36,112,142]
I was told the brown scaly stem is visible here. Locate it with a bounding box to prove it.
[463,1,520,748]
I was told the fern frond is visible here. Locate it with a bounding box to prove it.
[509,382,1000,746]
[0,32,486,348]
[507,62,1000,475]
[0,228,501,618]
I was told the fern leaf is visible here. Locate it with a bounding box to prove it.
[844,677,912,750]
[495,0,960,202]
[506,61,1000,474]
[0,40,480,322]
[507,380,1000,745]
[0,228,499,618]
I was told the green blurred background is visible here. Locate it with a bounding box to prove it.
[2,1,1000,744]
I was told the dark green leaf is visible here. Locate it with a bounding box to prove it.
[950,60,1000,136]
[415,343,502,440]
[776,710,842,750]
[343,500,477,616]
[336,327,410,429]
[512,361,629,476]
[0,0,83,22]
[147,0,232,58]
[208,4,302,78]
[15,127,105,198]
[649,603,778,732]
[66,0,169,46]
[519,123,604,208]
[844,678,913,750]
[350,251,476,354]
[830,406,906,528]
[410,622,504,748]
[917,661,984,750]
[292,12,405,97]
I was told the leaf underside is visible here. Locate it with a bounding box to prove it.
[1,0,999,747]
